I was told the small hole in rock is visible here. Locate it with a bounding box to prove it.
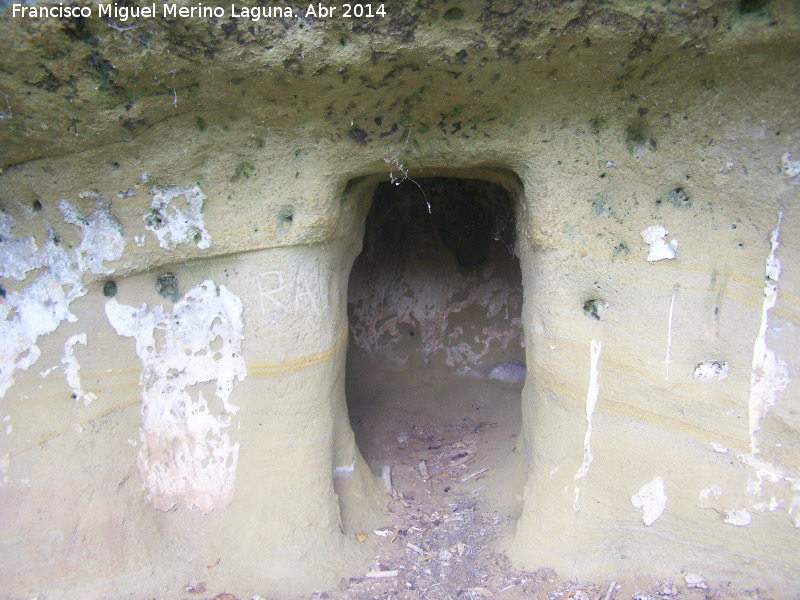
[278,211,294,231]
[583,299,608,321]
[443,7,465,21]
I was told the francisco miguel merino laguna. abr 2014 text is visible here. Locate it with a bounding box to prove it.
[10,3,387,21]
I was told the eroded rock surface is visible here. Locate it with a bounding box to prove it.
[0,1,798,598]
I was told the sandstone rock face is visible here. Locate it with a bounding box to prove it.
[0,1,798,598]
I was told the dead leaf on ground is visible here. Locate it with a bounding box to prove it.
[206,557,220,569]
[684,573,708,589]
[418,460,429,478]
[656,581,678,596]
[355,530,368,542]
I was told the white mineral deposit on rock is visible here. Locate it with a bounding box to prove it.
[753,497,782,512]
[62,334,97,406]
[0,199,124,399]
[734,214,800,529]
[723,509,752,527]
[573,340,602,511]
[144,184,212,250]
[700,484,723,509]
[60,195,126,275]
[737,454,800,527]
[693,361,729,382]
[487,360,526,383]
[665,284,677,380]
[334,456,356,476]
[0,453,9,483]
[0,211,43,280]
[641,225,678,262]
[782,152,800,178]
[104,280,246,513]
[632,477,667,526]
[748,211,789,455]
[709,442,729,454]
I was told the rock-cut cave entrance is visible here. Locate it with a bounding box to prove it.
[345,174,527,525]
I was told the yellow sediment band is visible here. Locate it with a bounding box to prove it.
[10,332,349,459]
[247,330,348,377]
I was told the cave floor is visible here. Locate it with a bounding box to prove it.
[342,345,530,599]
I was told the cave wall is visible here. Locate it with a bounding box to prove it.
[347,176,525,376]
[0,1,799,598]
